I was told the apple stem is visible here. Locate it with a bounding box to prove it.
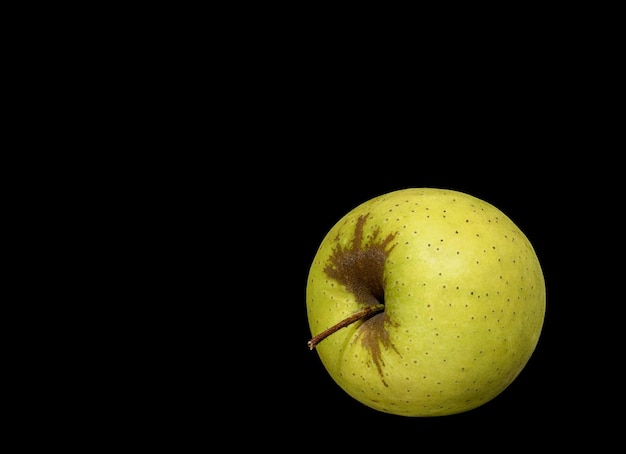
[307,304,385,350]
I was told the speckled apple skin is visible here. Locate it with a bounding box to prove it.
[306,188,546,417]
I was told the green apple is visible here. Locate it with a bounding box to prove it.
[306,188,545,417]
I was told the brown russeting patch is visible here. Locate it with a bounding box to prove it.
[324,213,399,385]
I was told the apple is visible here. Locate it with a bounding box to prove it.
[306,187,545,417]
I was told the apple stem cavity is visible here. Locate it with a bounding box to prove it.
[308,304,385,350]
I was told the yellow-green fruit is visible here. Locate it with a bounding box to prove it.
[306,188,546,417]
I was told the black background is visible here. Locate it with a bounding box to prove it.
[26,11,621,448]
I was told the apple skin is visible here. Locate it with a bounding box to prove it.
[306,188,546,417]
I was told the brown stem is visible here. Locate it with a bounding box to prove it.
[307,304,385,350]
